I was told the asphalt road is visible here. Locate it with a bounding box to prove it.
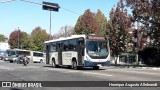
[0,60,160,90]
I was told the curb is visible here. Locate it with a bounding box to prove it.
[152,68,160,70]
[104,66,160,70]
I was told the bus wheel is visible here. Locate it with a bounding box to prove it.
[93,66,99,70]
[72,60,78,70]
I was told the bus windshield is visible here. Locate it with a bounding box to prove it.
[0,50,6,55]
[6,50,16,56]
[86,40,108,58]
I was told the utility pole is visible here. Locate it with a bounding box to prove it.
[18,27,20,49]
[65,26,67,37]
[50,10,52,40]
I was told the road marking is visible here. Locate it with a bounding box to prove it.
[82,72,112,77]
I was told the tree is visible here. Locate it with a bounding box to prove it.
[30,26,49,51]
[73,9,101,35]
[137,26,148,50]
[8,30,22,49]
[125,0,160,66]
[8,29,30,49]
[0,34,8,42]
[21,32,30,50]
[109,0,132,63]
[95,9,109,35]
[53,25,74,39]
[125,0,160,49]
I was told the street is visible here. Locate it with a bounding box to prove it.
[0,60,160,90]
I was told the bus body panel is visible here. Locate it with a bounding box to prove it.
[84,53,110,67]
[62,51,78,65]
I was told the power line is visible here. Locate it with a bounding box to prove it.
[20,0,81,16]
[0,0,81,15]
[0,0,16,3]
[19,0,42,5]
[60,7,81,16]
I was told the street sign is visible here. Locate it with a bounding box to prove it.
[42,1,60,12]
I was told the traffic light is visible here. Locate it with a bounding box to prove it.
[42,2,60,12]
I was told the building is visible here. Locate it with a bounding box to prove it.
[0,42,10,50]
[110,53,138,65]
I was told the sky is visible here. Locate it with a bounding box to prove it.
[0,0,119,38]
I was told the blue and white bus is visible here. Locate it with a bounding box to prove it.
[44,34,110,70]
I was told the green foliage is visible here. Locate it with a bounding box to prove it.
[8,30,30,50]
[21,32,30,50]
[8,30,22,49]
[109,0,132,57]
[125,0,160,49]
[30,27,49,52]
[73,9,101,35]
[95,9,109,35]
[0,34,8,42]
[8,26,49,52]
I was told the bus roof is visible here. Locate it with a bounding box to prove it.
[31,51,44,53]
[44,34,87,44]
[7,49,30,52]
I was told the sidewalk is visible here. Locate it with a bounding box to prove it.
[104,66,160,70]
[138,67,160,70]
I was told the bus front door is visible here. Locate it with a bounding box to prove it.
[78,40,84,65]
[58,43,62,65]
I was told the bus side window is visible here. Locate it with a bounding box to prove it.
[63,41,69,51]
[69,39,77,51]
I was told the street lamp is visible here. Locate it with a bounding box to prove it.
[18,27,20,49]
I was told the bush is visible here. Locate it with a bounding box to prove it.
[138,47,160,66]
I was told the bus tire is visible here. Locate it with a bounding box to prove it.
[72,60,78,70]
[93,66,99,70]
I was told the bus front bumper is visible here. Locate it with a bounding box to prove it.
[84,60,110,67]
